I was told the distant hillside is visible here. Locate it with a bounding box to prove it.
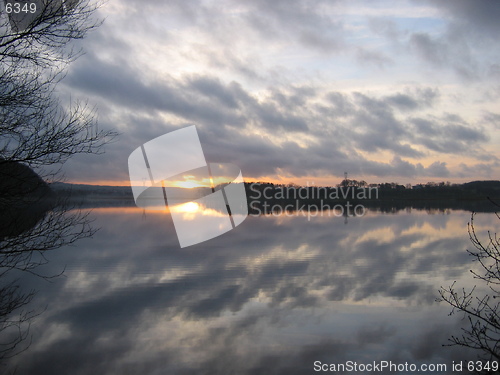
[0,160,51,199]
[0,161,53,239]
[463,180,500,188]
[50,182,134,198]
[462,180,500,195]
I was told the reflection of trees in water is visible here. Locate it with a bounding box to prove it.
[439,199,500,362]
[0,280,36,363]
[0,162,96,367]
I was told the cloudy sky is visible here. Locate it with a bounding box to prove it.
[60,0,500,186]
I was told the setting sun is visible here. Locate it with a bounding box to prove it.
[172,201,201,214]
[173,180,207,189]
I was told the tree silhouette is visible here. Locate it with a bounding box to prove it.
[0,0,113,368]
[0,0,115,173]
[439,200,500,361]
[0,280,36,364]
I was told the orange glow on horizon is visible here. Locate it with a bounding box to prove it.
[171,180,207,189]
[66,174,498,189]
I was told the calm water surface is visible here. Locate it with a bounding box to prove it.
[5,207,498,374]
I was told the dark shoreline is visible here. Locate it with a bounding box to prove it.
[48,180,500,213]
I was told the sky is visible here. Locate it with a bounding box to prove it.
[58,0,500,186]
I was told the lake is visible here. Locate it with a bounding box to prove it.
[3,206,499,374]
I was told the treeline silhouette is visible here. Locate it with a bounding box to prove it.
[49,179,500,213]
[245,180,500,214]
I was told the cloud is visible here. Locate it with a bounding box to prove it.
[367,17,404,41]
[482,111,500,129]
[386,88,438,111]
[238,0,346,53]
[387,157,449,178]
[51,0,500,184]
[419,0,500,37]
[422,161,450,177]
[410,115,488,156]
[458,161,499,179]
[409,33,448,67]
[364,2,500,82]
[61,54,491,182]
[406,1,500,81]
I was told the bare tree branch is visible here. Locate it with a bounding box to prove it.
[438,205,500,363]
[0,0,113,367]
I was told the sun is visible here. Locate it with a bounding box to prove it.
[173,201,200,213]
[174,180,206,189]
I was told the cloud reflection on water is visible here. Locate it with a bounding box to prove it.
[7,208,497,374]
